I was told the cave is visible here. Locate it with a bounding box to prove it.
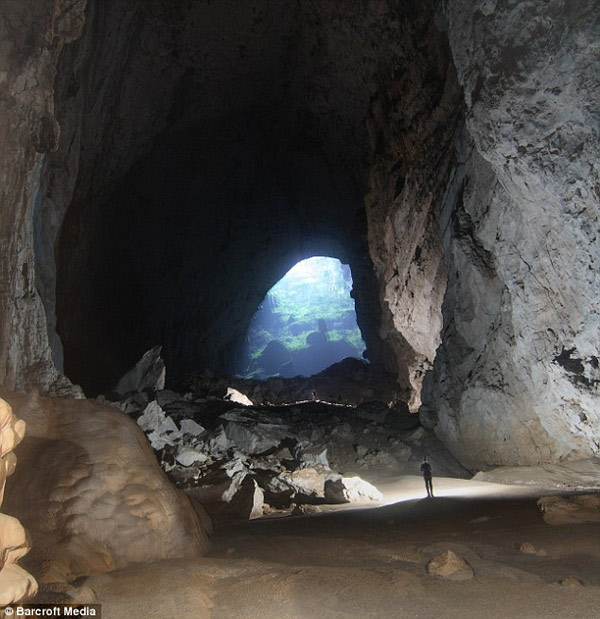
[0,0,599,615]
[239,256,367,380]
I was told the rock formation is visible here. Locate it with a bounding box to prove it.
[420,0,600,468]
[0,0,598,475]
[364,1,463,412]
[108,383,467,520]
[0,398,37,604]
[538,494,600,525]
[1,392,209,584]
[426,550,474,581]
[0,0,86,397]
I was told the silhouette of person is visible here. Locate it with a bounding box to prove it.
[421,456,434,498]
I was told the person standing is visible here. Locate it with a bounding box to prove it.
[421,456,434,498]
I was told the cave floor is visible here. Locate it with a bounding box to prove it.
[84,477,600,619]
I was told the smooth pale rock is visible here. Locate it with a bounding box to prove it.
[336,477,383,503]
[179,419,205,437]
[0,398,37,603]
[114,346,166,396]
[0,514,31,565]
[2,392,209,583]
[0,563,39,605]
[137,401,178,435]
[224,388,253,407]
[175,447,209,468]
[427,550,474,581]
[537,495,600,525]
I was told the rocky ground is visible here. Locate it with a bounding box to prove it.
[106,354,469,522]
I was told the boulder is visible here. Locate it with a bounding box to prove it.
[427,550,474,581]
[174,447,209,468]
[517,542,546,556]
[295,444,329,467]
[559,577,584,587]
[224,387,253,407]
[279,467,335,500]
[324,476,383,504]
[537,494,600,525]
[187,474,263,521]
[224,421,290,455]
[113,346,166,397]
[136,401,180,450]
[179,419,206,437]
[203,426,235,456]
[137,401,178,435]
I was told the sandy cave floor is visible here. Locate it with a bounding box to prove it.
[73,476,600,619]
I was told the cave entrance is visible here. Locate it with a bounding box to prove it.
[239,257,366,379]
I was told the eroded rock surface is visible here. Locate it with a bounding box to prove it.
[0,0,86,397]
[0,398,37,604]
[2,392,209,585]
[364,0,462,411]
[419,0,600,467]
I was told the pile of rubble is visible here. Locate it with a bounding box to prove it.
[106,348,469,520]
[178,356,400,406]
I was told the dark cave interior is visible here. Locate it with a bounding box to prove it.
[52,0,446,397]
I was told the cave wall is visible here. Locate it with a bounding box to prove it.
[0,0,86,396]
[419,0,600,467]
[364,1,463,411]
[49,0,409,394]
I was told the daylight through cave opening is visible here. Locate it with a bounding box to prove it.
[238,257,366,380]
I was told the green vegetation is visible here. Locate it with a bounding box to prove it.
[241,257,366,378]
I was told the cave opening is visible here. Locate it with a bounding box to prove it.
[238,256,366,380]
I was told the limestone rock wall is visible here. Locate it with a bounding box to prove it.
[0,0,86,396]
[420,0,600,467]
[2,392,209,584]
[0,398,37,604]
[364,1,463,410]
